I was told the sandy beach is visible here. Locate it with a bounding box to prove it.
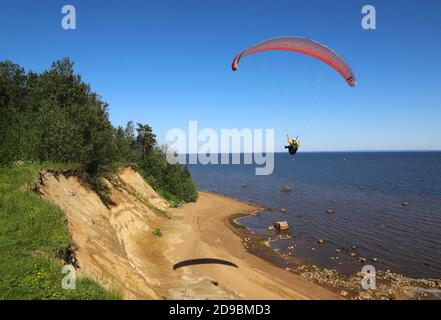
[41,168,341,299]
[163,191,342,299]
[39,168,441,299]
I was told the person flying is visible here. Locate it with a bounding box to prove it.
[285,135,300,155]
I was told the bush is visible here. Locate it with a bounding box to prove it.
[138,148,198,205]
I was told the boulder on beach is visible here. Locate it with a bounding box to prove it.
[274,221,289,231]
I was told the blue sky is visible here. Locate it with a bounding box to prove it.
[1,0,440,151]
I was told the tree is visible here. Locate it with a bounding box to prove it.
[136,123,156,160]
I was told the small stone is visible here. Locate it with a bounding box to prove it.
[358,257,367,263]
[311,247,316,251]
[372,257,379,263]
[351,245,357,250]
[280,208,286,213]
[317,239,325,244]
[350,253,357,257]
[326,209,334,214]
[281,186,292,192]
[335,248,342,253]
[402,201,410,207]
[339,290,348,297]
[267,226,274,231]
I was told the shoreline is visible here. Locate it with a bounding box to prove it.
[39,167,441,300]
[168,191,441,300]
[165,191,342,300]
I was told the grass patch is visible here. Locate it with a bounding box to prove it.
[152,228,162,237]
[122,180,171,219]
[0,163,121,300]
[147,203,170,219]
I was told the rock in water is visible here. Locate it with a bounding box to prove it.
[275,221,289,230]
[326,209,334,214]
[402,201,410,207]
[317,239,325,245]
[281,186,292,192]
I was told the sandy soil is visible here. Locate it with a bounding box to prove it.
[40,168,341,300]
[162,192,342,300]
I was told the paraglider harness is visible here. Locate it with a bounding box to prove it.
[285,135,300,155]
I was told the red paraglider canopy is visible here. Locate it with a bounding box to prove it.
[232,36,356,87]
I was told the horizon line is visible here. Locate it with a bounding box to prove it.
[179,150,441,155]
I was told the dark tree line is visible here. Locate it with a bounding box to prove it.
[0,58,197,203]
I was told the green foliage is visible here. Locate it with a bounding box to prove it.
[138,148,198,205]
[152,228,162,237]
[0,164,121,299]
[0,58,199,299]
[0,58,118,174]
[136,123,156,160]
[0,58,198,206]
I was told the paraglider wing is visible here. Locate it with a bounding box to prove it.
[232,36,356,87]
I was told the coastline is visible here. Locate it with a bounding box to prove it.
[165,191,441,300]
[39,168,441,300]
[164,191,342,300]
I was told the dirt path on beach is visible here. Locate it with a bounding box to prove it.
[162,192,342,300]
